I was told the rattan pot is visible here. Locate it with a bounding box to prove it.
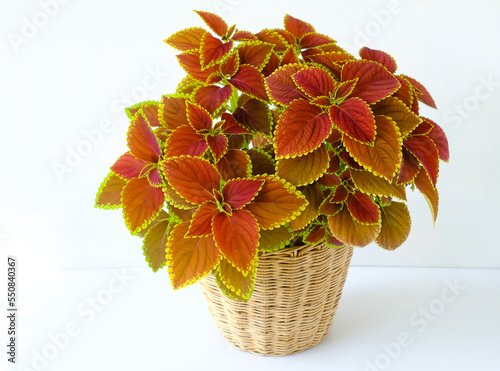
[199,243,354,356]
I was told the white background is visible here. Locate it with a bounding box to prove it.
[1,0,499,370]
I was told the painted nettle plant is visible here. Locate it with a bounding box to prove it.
[95,11,449,301]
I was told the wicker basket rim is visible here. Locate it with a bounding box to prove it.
[260,242,340,258]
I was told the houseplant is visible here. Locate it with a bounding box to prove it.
[95,11,449,356]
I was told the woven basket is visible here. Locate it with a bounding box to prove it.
[199,243,354,356]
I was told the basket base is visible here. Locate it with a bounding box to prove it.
[199,244,354,356]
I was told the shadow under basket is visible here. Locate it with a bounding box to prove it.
[199,243,354,356]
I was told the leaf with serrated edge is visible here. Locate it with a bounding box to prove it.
[330,97,376,143]
[127,111,161,163]
[404,135,439,187]
[162,156,220,205]
[125,101,161,127]
[213,210,259,273]
[194,85,233,114]
[275,99,332,159]
[258,226,293,252]
[292,67,337,98]
[290,182,323,230]
[95,172,126,209]
[195,10,228,37]
[165,27,207,51]
[142,220,170,272]
[277,143,329,186]
[351,169,406,201]
[426,118,449,162]
[284,14,315,38]
[346,191,381,225]
[414,169,439,224]
[159,94,189,130]
[237,41,275,70]
[122,177,165,233]
[402,75,437,109]
[376,202,411,250]
[372,97,422,137]
[244,174,308,230]
[163,182,196,210]
[186,201,219,237]
[328,206,381,247]
[230,65,268,102]
[215,258,257,301]
[111,152,148,181]
[343,115,402,181]
[265,63,308,105]
[166,222,221,289]
[222,178,264,210]
[164,125,207,158]
[233,98,272,136]
[200,33,233,68]
[359,47,397,73]
[216,149,252,181]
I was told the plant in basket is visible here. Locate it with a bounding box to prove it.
[95,11,449,355]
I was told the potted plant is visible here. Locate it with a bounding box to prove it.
[95,11,449,356]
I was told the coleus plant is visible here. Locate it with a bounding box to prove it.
[95,11,449,302]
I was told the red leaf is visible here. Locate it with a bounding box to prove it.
[229,65,268,101]
[402,75,437,109]
[232,30,257,41]
[219,51,240,77]
[238,41,274,70]
[414,169,439,224]
[147,167,163,187]
[346,191,381,225]
[167,222,221,289]
[111,152,149,180]
[162,156,220,205]
[398,148,420,184]
[275,100,332,158]
[284,14,315,38]
[127,112,161,163]
[186,101,213,132]
[164,125,207,157]
[165,27,207,51]
[125,101,161,127]
[160,94,189,130]
[233,98,272,136]
[216,149,251,181]
[220,112,251,135]
[200,33,233,68]
[213,210,259,272]
[177,52,217,83]
[335,79,358,100]
[341,60,401,104]
[327,206,381,247]
[195,10,228,37]
[329,97,375,143]
[265,63,308,105]
[95,172,126,209]
[292,67,337,98]
[300,32,336,49]
[194,85,233,114]
[306,51,354,79]
[222,179,264,210]
[427,119,449,162]
[186,202,220,237]
[122,177,165,233]
[359,47,397,73]
[404,136,439,187]
[277,143,330,186]
[206,134,228,160]
[394,75,414,109]
[281,46,301,66]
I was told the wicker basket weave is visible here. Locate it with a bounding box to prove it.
[199,243,354,356]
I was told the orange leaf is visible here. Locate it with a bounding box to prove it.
[300,32,336,49]
[281,46,301,66]
[244,175,308,230]
[275,99,332,158]
[216,149,251,181]
[402,75,437,109]
[343,115,402,181]
[142,219,170,272]
[127,111,161,163]
[195,10,228,37]
[186,101,213,132]
[372,97,422,137]
[327,206,381,247]
[186,201,220,237]
[206,134,228,160]
[237,41,274,70]
[258,226,293,252]
[289,182,323,230]
[194,85,233,114]
[404,135,439,187]
[284,14,315,38]
[111,152,149,181]
[229,65,268,101]
[95,172,126,209]
[276,143,329,186]
[219,50,240,77]
[160,94,189,130]
[292,67,337,98]
[164,125,207,158]
[351,168,406,201]
[247,148,276,176]
[163,182,196,210]
[341,60,400,104]
[233,98,272,136]
[222,179,264,210]
[427,119,449,162]
[162,156,220,205]
[346,191,381,225]
[215,258,257,301]
[177,51,217,83]
[397,148,420,185]
[200,33,233,68]
[213,210,259,273]
[330,97,376,143]
[359,47,397,73]
[166,222,221,289]
[306,51,355,79]
[265,63,308,105]
[125,101,161,127]
[376,202,411,250]
[165,27,207,51]
[414,168,439,224]
[122,177,165,233]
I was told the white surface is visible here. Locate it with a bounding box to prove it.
[0,0,499,270]
[2,265,499,371]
